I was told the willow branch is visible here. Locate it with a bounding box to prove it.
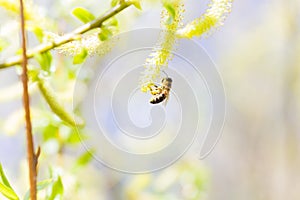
[0,0,134,69]
[19,0,37,199]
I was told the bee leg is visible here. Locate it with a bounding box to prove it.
[149,85,162,95]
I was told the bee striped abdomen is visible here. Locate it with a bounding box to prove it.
[150,93,166,104]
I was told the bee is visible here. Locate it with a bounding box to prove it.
[148,77,172,105]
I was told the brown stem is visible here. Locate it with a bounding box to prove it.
[19,0,37,199]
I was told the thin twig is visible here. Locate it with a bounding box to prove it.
[19,0,37,199]
[0,0,134,69]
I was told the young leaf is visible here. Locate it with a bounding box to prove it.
[72,7,95,24]
[48,176,63,200]
[24,179,53,200]
[75,149,95,168]
[28,67,40,82]
[73,48,88,64]
[0,164,18,200]
[37,78,85,127]
[104,17,118,27]
[98,27,113,41]
[111,0,120,7]
[32,27,44,43]
[67,130,87,145]
[0,164,13,189]
[0,183,19,200]
[132,0,142,10]
[42,124,59,142]
[34,51,52,73]
[0,38,9,52]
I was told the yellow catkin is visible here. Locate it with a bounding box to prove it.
[177,0,233,38]
[44,31,116,56]
[140,0,184,92]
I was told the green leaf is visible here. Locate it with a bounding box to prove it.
[73,48,88,64]
[37,78,85,127]
[0,164,13,189]
[104,17,118,27]
[72,7,95,24]
[48,176,63,200]
[34,51,52,72]
[0,183,19,200]
[67,131,87,145]
[0,38,9,52]
[75,150,95,168]
[24,179,53,200]
[0,164,18,200]
[28,66,40,82]
[132,0,142,10]
[111,0,120,7]
[15,48,22,55]
[98,27,113,41]
[42,124,59,141]
[32,27,44,43]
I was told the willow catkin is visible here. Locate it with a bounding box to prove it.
[177,0,233,38]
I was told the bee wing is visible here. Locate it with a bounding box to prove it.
[162,98,168,106]
[162,92,170,107]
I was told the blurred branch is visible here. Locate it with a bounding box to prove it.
[0,0,134,69]
[19,0,38,199]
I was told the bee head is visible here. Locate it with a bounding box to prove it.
[162,77,172,83]
[161,77,172,88]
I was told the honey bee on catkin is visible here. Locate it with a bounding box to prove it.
[148,76,172,105]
